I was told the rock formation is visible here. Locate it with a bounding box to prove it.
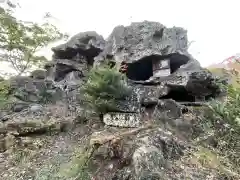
[0,21,231,180]
[91,21,222,127]
[2,20,224,128]
[47,31,106,88]
[39,21,223,128]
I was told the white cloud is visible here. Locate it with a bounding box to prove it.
[3,0,240,68]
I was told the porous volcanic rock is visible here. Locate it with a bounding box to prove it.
[46,31,106,84]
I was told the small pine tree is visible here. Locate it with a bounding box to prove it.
[0,80,13,109]
[82,64,131,114]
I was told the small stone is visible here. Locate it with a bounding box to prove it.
[46,111,52,116]
[43,114,50,121]
[0,111,9,122]
[21,137,33,147]
[1,116,9,122]
[29,104,43,113]
[12,103,28,112]
[92,123,100,129]
[108,164,114,169]
[0,153,4,163]
[30,70,46,80]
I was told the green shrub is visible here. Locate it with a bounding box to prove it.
[0,80,10,97]
[204,84,240,172]
[82,64,131,114]
[38,86,53,104]
[0,80,12,109]
[210,85,240,128]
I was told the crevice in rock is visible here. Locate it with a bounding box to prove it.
[78,47,103,66]
[159,87,195,102]
[181,106,189,114]
[16,130,52,137]
[55,47,102,65]
[55,48,78,59]
[54,64,78,81]
[179,102,208,107]
[153,29,164,39]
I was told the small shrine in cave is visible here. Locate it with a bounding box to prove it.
[123,54,190,81]
[122,56,171,81]
[152,58,171,78]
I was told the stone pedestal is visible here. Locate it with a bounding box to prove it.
[152,59,171,78]
[103,113,141,127]
[153,69,171,77]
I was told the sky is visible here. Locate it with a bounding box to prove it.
[1,0,240,73]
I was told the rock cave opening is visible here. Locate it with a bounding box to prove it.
[54,47,102,66]
[160,87,195,102]
[79,48,103,66]
[126,56,154,81]
[54,64,77,81]
[169,53,190,73]
[54,48,78,59]
[125,54,190,81]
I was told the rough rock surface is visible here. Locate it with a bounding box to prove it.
[114,89,141,113]
[95,21,189,64]
[52,31,106,60]
[42,21,222,110]
[92,21,221,105]
[88,124,205,180]
[103,112,141,127]
[30,70,46,80]
[133,145,165,176]
[9,76,63,103]
[46,31,106,84]
[29,104,43,113]
[152,99,183,121]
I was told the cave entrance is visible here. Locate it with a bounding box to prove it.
[125,54,190,81]
[160,87,195,102]
[126,56,153,81]
[169,53,190,73]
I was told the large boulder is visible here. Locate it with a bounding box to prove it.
[51,59,87,81]
[52,31,106,61]
[8,76,63,103]
[185,69,225,99]
[161,67,223,101]
[95,21,189,64]
[46,31,106,87]
[89,124,189,180]
[30,70,46,80]
[9,76,39,102]
[46,21,223,102]
[93,21,222,101]
[152,99,183,121]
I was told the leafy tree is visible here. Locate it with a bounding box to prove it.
[82,64,131,114]
[0,2,66,75]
